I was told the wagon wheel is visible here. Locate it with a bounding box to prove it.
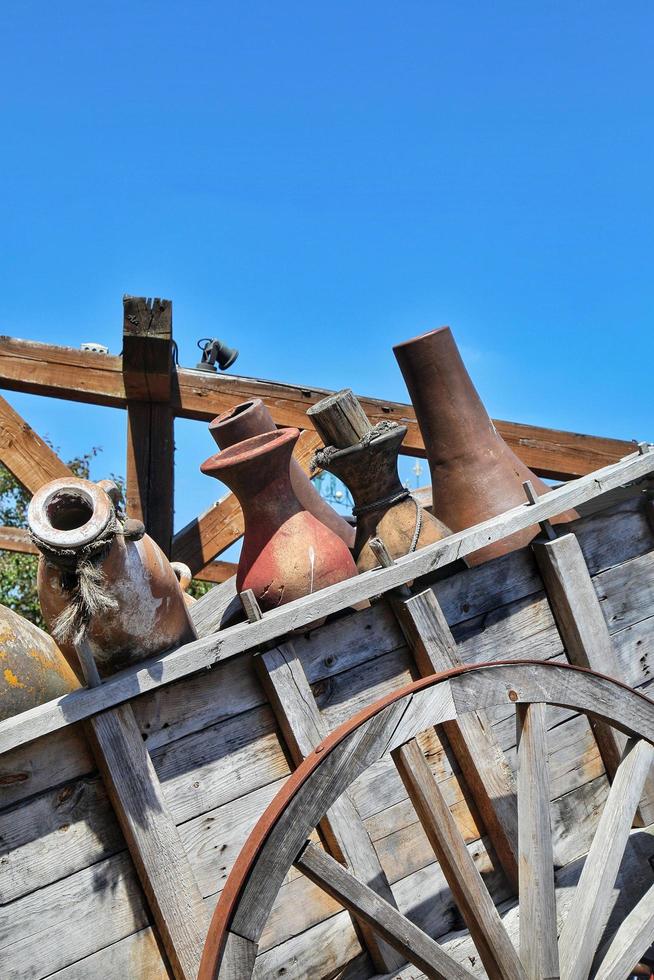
[199,661,654,980]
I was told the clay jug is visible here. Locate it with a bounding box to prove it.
[209,399,355,549]
[307,389,450,572]
[28,477,197,676]
[393,326,577,563]
[200,427,358,611]
[0,604,79,719]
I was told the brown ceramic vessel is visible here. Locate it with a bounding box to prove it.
[209,399,355,548]
[28,477,197,676]
[200,428,358,611]
[0,604,79,719]
[393,326,577,563]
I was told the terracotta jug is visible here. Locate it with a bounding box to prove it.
[393,326,577,563]
[209,399,355,549]
[307,389,450,572]
[200,427,358,611]
[0,603,79,719]
[29,477,197,676]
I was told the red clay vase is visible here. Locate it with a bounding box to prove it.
[200,428,358,610]
[393,326,578,564]
[209,399,355,548]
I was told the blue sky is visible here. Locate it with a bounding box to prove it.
[1,2,652,533]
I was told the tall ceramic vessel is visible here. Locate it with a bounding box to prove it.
[393,326,577,563]
[200,427,357,611]
[29,477,197,676]
[209,399,355,548]
[0,603,79,719]
[308,389,450,572]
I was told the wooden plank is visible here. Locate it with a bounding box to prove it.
[172,429,322,574]
[0,335,635,479]
[534,531,654,824]
[123,296,175,554]
[0,393,72,491]
[516,703,559,980]
[256,641,405,973]
[195,561,237,584]
[1,444,653,755]
[87,702,208,980]
[47,927,171,979]
[294,841,477,980]
[593,881,654,980]
[392,738,526,980]
[0,525,38,554]
[392,587,519,890]
[558,738,654,980]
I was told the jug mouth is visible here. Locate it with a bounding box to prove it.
[28,478,114,550]
[210,399,262,431]
[201,426,300,475]
[392,325,452,350]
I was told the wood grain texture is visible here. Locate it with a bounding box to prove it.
[392,738,526,980]
[295,841,477,980]
[593,881,654,980]
[393,587,519,890]
[558,737,654,980]
[87,702,208,980]
[0,393,72,491]
[0,525,38,554]
[516,703,559,980]
[256,641,405,972]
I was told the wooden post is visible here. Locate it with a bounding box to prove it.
[123,296,175,555]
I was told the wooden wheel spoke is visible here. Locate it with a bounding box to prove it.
[593,881,654,980]
[516,702,559,979]
[558,737,654,980]
[392,738,527,980]
[294,840,476,980]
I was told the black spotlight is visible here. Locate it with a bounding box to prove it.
[195,338,239,372]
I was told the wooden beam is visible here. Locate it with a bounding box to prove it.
[0,336,636,480]
[172,429,322,574]
[0,394,72,492]
[0,446,652,756]
[194,560,237,584]
[0,526,38,555]
[593,882,654,980]
[87,702,208,979]
[123,297,174,555]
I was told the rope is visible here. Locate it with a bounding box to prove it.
[311,420,402,473]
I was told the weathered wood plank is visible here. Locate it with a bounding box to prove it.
[295,840,477,980]
[516,703,559,980]
[0,525,38,554]
[256,641,405,972]
[392,738,526,980]
[558,738,654,980]
[46,927,171,979]
[393,587,519,890]
[218,931,258,980]
[593,881,654,980]
[87,703,208,980]
[2,445,651,757]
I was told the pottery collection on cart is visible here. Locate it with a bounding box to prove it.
[28,477,197,677]
[201,427,358,611]
[394,326,578,563]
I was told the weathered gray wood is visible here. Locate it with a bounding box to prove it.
[393,587,519,889]
[218,931,258,980]
[306,387,373,448]
[87,703,208,980]
[256,641,404,972]
[190,575,240,638]
[558,738,654,980]
[516,703,559,980]
[392,738,526,980]
[593,881,654,980]
[294,841,477,980]
[534,531,654,824]
[1,445,652,757]
[240,588,263,623]
[46,926,171,979]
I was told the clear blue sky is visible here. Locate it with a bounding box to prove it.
[1,2,652,532]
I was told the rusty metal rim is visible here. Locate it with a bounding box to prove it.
[198,658,654,978]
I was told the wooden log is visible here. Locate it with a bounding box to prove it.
[123,296,174,554]
[534,531,654,824]
[86,702,208,980]
[0,335,636,479]
[0,393,73,492]
[392,587,519,890]
[294,841,477,980]
[256,641,405,972]
[392,738,526,980]
[516,703,559,980]
[558,738,654,980]
[306,388,373,448]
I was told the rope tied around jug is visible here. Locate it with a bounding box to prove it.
[30,515,146,645]
[310,419,402,473]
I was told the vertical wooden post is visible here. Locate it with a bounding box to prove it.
[123,296,175,555]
